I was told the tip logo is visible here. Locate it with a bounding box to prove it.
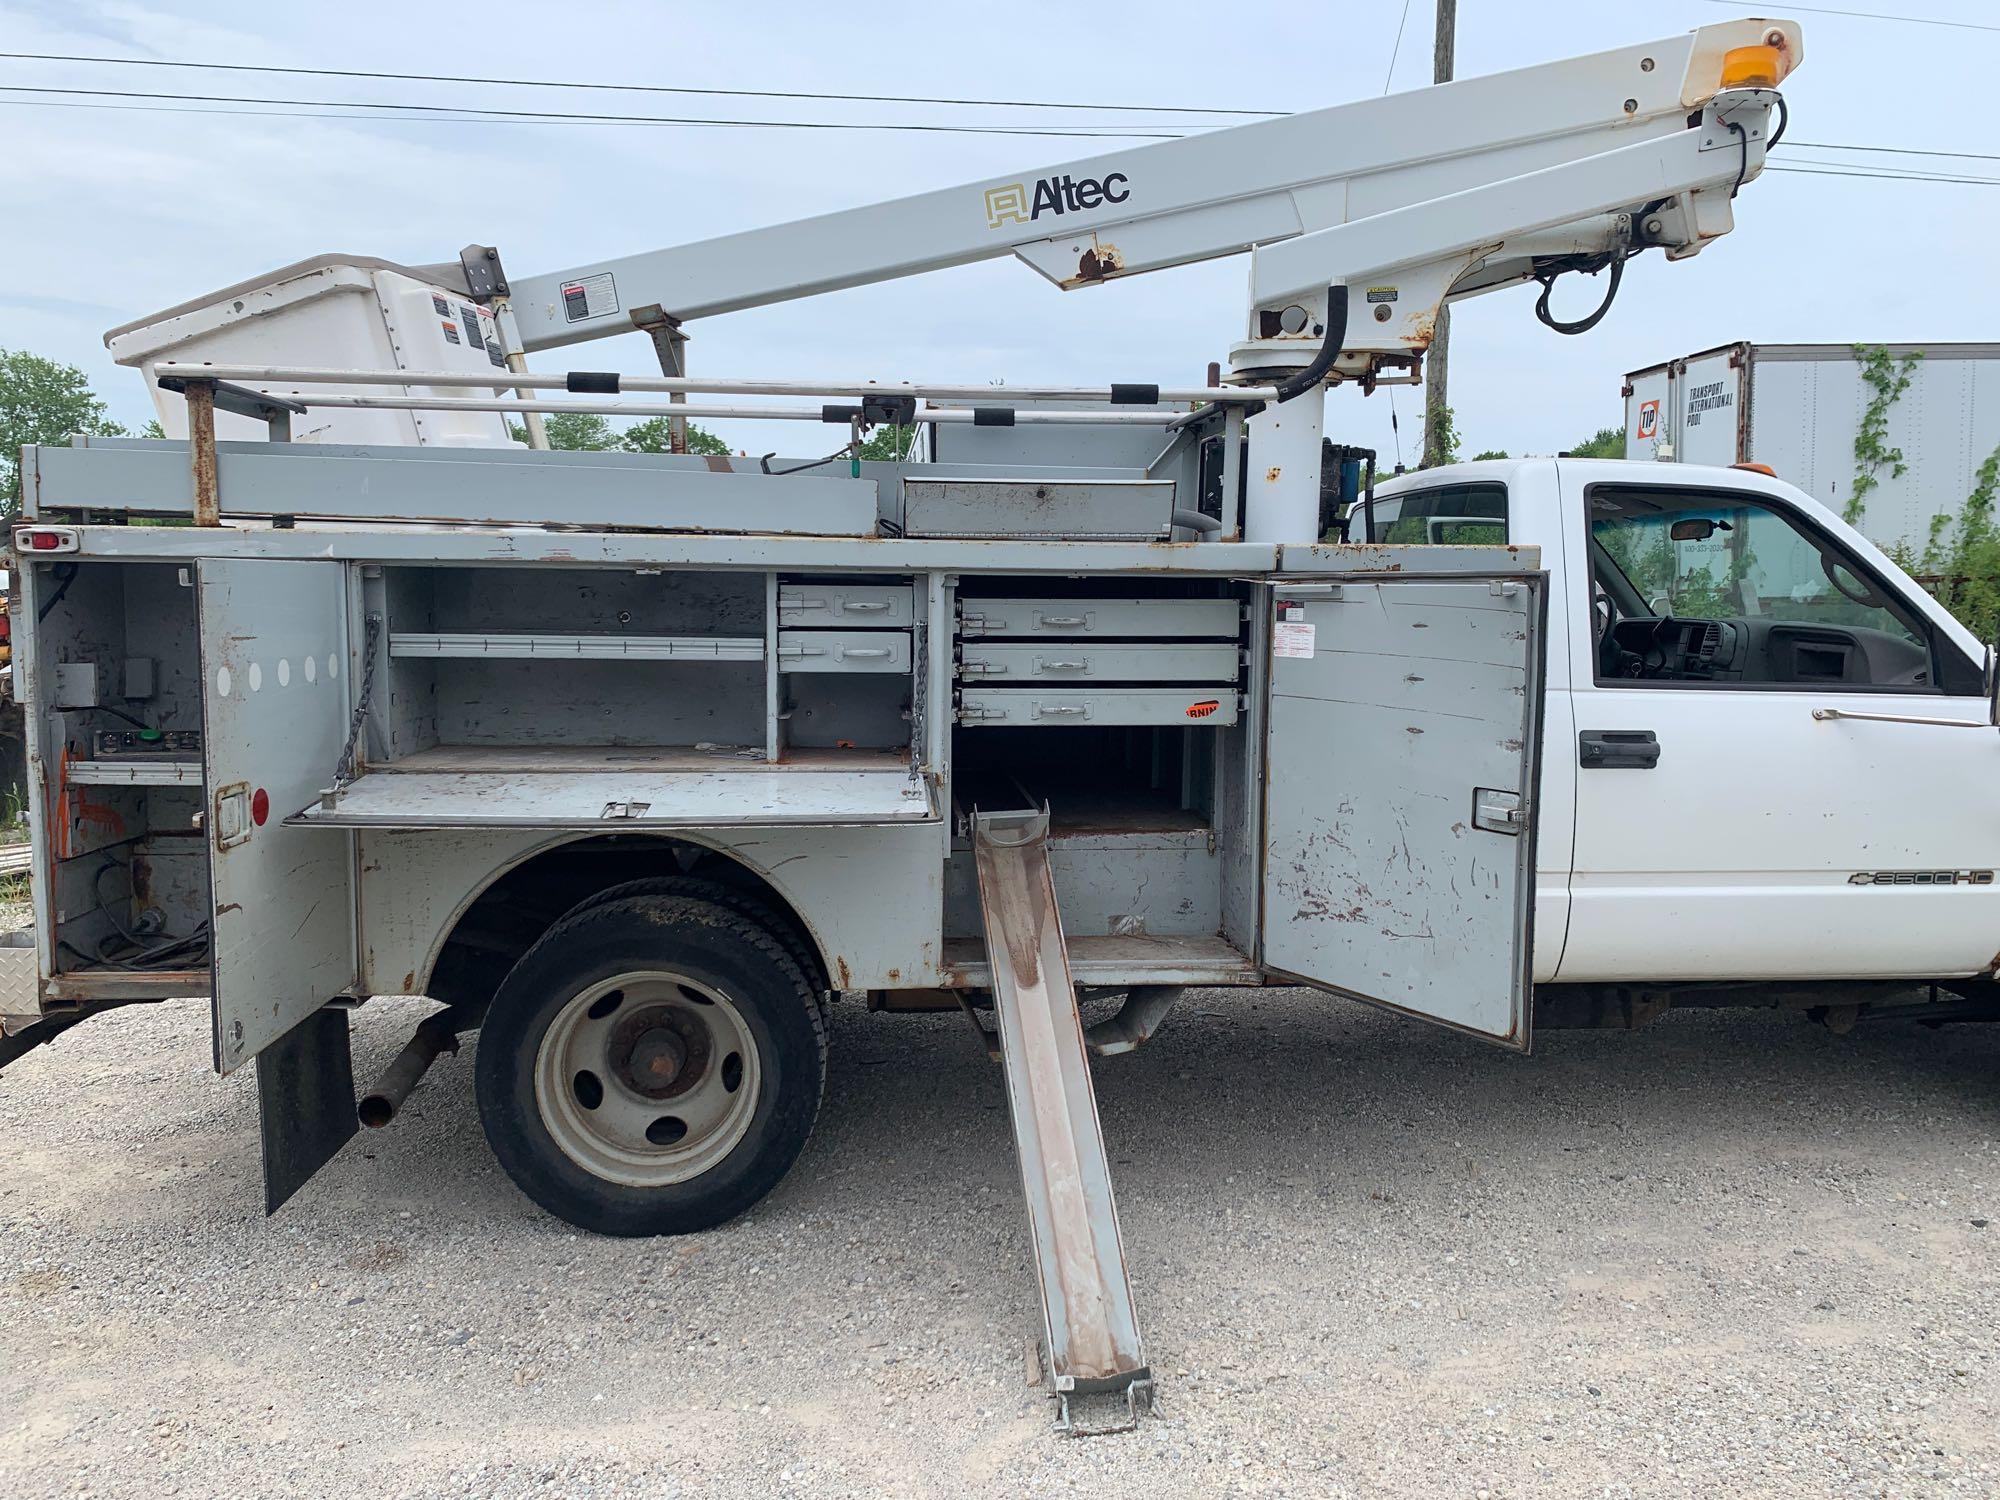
[985,183,1031,229]
[1637,399,1660,440]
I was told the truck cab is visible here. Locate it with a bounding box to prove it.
[1367,457,2000,988]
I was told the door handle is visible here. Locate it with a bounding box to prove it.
[1579,730,1660,769]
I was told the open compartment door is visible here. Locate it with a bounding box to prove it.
[198,559,359,1074]
[1260,574,1545,1049]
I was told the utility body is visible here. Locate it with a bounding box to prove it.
[0,20,1911,1431]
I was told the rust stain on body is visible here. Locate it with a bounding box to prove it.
[1062,239,1125,287]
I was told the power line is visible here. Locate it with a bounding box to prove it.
[1787,139,2000,164]
[1768,163,2000,185]
[1383,0,1415,94]
[1696,1,2000,34]
[7,80,1998,185]
[0,50,1285,118]
[0,97,901,129]
[0,85,1189,138]
[9,95,1993,190]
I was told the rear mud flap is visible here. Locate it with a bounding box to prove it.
[256,1006,357,1214]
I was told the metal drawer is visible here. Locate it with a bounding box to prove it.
[958,687,1241,727]
[958,641,1239,684]
[958,597,1239,639]
[778,629,912,674]
[778,582,916,627]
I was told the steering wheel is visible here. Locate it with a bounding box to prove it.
[1638,616,1679,678]
[1593,581,1618,668]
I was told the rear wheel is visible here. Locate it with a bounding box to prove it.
[474,894,826,1235]
[565,873,832,1030]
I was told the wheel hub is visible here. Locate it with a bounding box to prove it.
[626,1023,688,1091]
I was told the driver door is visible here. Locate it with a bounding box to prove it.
[1559,468,2000,982]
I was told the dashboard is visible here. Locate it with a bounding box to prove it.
[1602,615,1932,688]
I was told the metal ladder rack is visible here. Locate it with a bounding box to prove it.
[970,807,1151,1434]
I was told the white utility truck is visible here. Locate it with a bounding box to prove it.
[10,19,1956,1433]
[1623,340,2000,556]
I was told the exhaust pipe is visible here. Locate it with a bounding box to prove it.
[358,1011,462,1128]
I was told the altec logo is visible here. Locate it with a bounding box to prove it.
[985,173,1130,229]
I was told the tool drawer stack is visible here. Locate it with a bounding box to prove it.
[954,595,1244,727]
[777,580,915,675]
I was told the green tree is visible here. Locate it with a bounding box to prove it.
[0,349,128,508]
[1568,425,1624,459]
[620,416,730,457]
[547,412,618,450]
[510,413,737,455]
[1914,442,2000,640]
[858,424,916,462]
[1470,449,1509,462]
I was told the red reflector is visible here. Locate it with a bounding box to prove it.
[250,789,270,827]
[26,533,61,550]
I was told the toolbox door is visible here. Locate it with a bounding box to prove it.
[198,559,358,1074]
[1259,575,1545,1049]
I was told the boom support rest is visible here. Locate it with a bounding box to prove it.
[971,807,1151,1433]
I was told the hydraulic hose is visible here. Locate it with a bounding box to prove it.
[1271,285,1351,404]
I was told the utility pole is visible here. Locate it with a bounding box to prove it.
[1421,0,1457,467]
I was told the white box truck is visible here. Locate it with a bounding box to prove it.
[1623,342,2000,554]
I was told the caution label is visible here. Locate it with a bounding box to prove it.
[560,272,619,323]
[1272,620,1316,659]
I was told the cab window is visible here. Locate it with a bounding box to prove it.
[1587,484,1974,692]
[1365,483,1506,545]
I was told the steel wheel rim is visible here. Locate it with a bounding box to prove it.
[533,969,762,1188]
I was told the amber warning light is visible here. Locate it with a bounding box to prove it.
[1720,42,1788,90]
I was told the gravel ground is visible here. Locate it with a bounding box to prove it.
[3,989,1999,1498]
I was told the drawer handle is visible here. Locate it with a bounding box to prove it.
[1036,614,1088,628]
[1035,703,1089,718]
[841,647,892,659]
[842,600,892,613]
[1039,660,1088,671]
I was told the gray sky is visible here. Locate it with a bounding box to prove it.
[3,0,1993,464]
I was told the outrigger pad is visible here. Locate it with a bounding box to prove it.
[255,1005,357,1215]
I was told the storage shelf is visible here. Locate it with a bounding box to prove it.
[389,631,764,662]
[380,743,905,775]
[69,758,202,787]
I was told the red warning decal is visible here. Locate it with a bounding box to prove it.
[1185,700,1221,720]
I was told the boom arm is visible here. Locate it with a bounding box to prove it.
[509,17,1800,384]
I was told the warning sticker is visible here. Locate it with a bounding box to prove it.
[561,272,619,323]
[1272,620,1315,659]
